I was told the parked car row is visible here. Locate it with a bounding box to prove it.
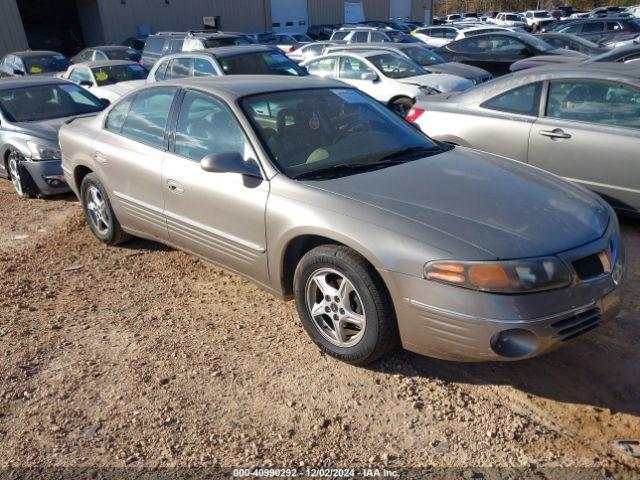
[0,22,632,367]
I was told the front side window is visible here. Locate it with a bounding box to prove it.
[306,57,337,77]
[92,64,147,86]
[241,87,439,179]
[120,87,177,148]
[194,58,216,76]
[406,47,445,66]
[23,54,70,74]
[367,53,424,79]
[174,91,248,161]
[218,51,306,76]
[0,83,104,122]
[482,82,542,115]
[69,67,92,84]
[546,80,640,129]
[338,56,374,79]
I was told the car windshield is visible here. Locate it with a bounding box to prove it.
[293,34,313,42]
[203,36,252,48]
[105,48,141,62]
[405,47,445,65]
[241,88,440,179]
[91,64,148,86]
[387,31,420,43]
[521,33,555,51]
[219,51,307,75]
[368,53,426,78]
[0,83,104,122]
[22,54,70,74]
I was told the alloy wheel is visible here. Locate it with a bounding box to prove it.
[305,267,366,347]
[8,153,24,196]
[85,185,111,235]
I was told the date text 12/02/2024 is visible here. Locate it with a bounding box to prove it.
[232,467,400,477]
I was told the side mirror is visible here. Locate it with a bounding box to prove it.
[13,69,24,76]
[100,98,111,107]
[200,152,262,178]
[361,71,378,81]
[80,80,93,87]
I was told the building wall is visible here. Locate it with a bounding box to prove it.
[0,0,28,56]
[77,0,105,47]
[307,0,344,24]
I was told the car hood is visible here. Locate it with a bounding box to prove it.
[424,62,490,81]
[397,73,475,92]
[511,54,580,71]
[549,48,587,57]
[302,148,609,259]
[94,80,145,100]
[12,113,99,142]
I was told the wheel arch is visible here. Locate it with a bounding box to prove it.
[73,164,94,192]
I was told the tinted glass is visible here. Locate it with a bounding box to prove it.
[105,96,133,132]
[306,57,336,77]
[91,64,147,86]
[559,23,581,33]
[368,53,425,78]
[339,56,373,79]
[0,83,103,122]
[370,32,388,42]
[483,83,541,115]
[331,31,349,40]
[353,31,369,43]
[582,22,604,33]
[166,57,193,79]
[77,50,93,62]
[174,91,247,161]
[167,38,184,53]
[23,54,70,74]
[218,51,306,75]
[154,59,170,80]
[202,36,251,48]
[144,36,166,54]
[546,80,640,128]
[241,88,438,178]
[104,48,141,62]
[69,68,92,83]
[405,47,445,65]
[121,87,176,148]
[194,58,216,76]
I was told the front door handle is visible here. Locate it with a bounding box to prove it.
[166,179,184,194]
[539,129,571,140]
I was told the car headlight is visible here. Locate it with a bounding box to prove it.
[424,257,571,294]
[418,85,439,95]
[27,141,61,160]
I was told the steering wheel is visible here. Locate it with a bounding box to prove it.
[334,117,369,143]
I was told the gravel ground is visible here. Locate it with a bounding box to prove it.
[0,179,639,479]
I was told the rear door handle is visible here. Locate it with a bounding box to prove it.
[94,151,107,164]
[166,179,184,194]
[539,129,571,139]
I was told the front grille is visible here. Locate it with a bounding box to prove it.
[573,253,605,280]
[551,308,601,341]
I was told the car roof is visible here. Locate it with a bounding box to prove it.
[10,50,63,58]
[0,76,69,90]
[71,60,139,68]
[160,45,278,60]
[90,45,133,51]
[322,49,404,59]
[148,75,348,99]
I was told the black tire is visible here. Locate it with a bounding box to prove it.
[80,173,130,245]
[7,150,38,198]
[389,97,413,117]
[293,245,399,365]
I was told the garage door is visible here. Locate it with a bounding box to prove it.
[271,0,308,34]
[390,0,411,21]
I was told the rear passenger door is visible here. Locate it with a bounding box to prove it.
[92,87,179,241]
[162,89,269,282]
[528,79,640,214]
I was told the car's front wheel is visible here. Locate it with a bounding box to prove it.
[7,150,37,198]
[80,173,129,245]
[293,245,398,365]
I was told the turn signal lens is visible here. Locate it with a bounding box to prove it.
[424,257,571,294]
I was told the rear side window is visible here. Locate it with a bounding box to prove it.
[582,22,604,33]
[371,32,388,42]
[482,82,542,115]
[144,36,166,55]
[105,96,133,133]
[353,31,369,43]
[167,38,184,54]
[165,57,193,79]
[120,87,177,148]
[194,58,216,76]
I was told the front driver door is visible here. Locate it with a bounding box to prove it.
[162,89,270,283]
[528,79,640,214]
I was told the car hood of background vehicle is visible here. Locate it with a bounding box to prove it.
[550,48,587,57]
[398,73,474,92]
[12,116,73,142]
[303,148,609,259]
[425,62,489,80]
[96,79,145,99]
[510,54,580,71]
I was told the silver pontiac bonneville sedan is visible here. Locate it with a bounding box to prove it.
[59,76,624,365]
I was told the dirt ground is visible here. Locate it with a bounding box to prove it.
[0,179,639,479]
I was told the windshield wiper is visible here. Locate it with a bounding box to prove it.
[375,145,443,162]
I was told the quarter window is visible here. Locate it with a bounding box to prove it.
[120,87,177,148]
[174,91,248,161]
[482,82,542,115]
[546,80,640,129]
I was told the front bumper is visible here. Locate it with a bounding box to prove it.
[23,158,70,195]
[379,227,625,362]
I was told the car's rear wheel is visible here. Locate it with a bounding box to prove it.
[7,150,37,198]
[80,173,129,245]
[293,245,398,365]
[390,97,413,117]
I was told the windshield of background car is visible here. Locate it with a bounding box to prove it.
[241,88,438,178]
[219,51,307,75]
[368,53,426,78]
[406,47,445,65]
[105,48,141,62]
[520,33,555,51]
[91,64,148,86]
[22,54,70,74]
[203,36,252,48]
[388,31,420,43]
[0,83,104,122]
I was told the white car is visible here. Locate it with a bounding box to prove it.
[301,50,474,115]
[412,25,509,48]
[492,12,527,27]
[59,60,147,102]
[523,10,552,26]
